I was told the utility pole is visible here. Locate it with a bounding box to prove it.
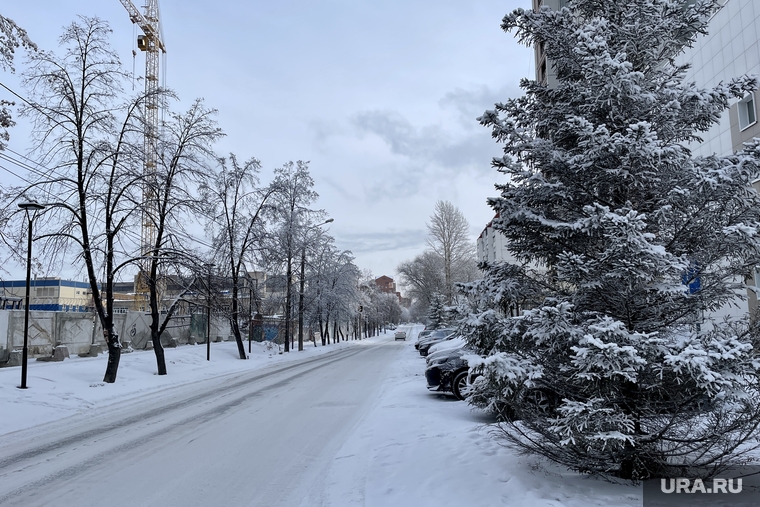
[248,275,253,353]
[298,247,306,351]
[205,263,214,361]
[284,252,292,353]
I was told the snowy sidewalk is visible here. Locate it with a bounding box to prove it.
[303,328,643,507]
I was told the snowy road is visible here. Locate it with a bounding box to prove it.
[0,338,402,507]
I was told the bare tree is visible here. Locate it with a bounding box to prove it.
[397,250,445,314]
[265,161,320,352]
[5,17,149,383]
[142,99,224,374]
[426,200,474,304]
[0,14,37,150]
[301,235,365,345]
[203,153,276,359]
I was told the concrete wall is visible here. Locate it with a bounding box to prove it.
[0,311,95,361]
[0,310,234,364]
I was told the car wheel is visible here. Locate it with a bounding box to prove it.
[451,370,470,401]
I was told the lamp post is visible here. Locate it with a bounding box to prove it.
[298,218,333,351]
[205,263,215,361]
[248,274,253,353]
[18,201,45,389]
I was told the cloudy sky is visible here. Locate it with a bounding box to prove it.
[1,0,532,284]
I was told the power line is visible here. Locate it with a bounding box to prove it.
[2,81,212,238]
[1,82,219,254]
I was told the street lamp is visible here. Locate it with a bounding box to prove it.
[18,201,45,389]
[204,263,215,361]
[247,273,260,353]
[298,218,333,351]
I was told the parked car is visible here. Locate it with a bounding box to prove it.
[394,330,407,341]
[418,329,457,356]
[425,344,476,400]
[427,336,466,356]
[414,329,433,350]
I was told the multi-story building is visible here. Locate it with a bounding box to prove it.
[673,0,760,319]
[375,275,405,304]
[476,214,519,264]
[530,0,760,320]
[375,275,396,294]
[0,277,91,312]
[532,0,568,87]
[109,270,274,315]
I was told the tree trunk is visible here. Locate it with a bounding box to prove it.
[103,329,121,383]
[230,316,247,359]
[229,281,247,359]
[146,268,168,375]
[152,332,167,375]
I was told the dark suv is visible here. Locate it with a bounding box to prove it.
[424,345,474,400]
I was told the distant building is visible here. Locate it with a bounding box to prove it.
[476,215,518,265]
[375,275,407,305]
[110,270,276,315]
[375,275,396,294]
[0,277,91,312]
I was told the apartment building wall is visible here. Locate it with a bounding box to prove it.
[677,0,758,157]
[675,0,760,319]
[532,0,568,87]
[476,216,519,265]
[529,0,760,322]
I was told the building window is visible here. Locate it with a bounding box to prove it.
[739,93,757,131]
[36,287,59,298]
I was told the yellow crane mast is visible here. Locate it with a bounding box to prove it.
[119,0,166,309]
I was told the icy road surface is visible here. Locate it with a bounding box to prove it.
[0,339,401,507]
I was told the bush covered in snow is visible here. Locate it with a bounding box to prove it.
[463,0,760,480]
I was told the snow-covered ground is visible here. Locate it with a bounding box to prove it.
[0,326,643,506]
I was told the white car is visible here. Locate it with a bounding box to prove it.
[394,330,407,341]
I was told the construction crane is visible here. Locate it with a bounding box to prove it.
[119,0,166,308]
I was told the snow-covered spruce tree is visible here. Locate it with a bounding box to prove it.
[464,0,760,480]
[427,293,446,329]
